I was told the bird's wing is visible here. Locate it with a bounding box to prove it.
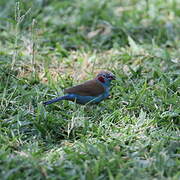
[64,79,105,96]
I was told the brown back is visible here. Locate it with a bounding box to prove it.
[64,79,105,96]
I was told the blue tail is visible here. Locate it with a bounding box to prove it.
[43,95,67,105]
[43,94,77,105]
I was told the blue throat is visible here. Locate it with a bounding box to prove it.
[101,80,111,89]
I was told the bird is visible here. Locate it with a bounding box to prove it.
[43,71,116,105]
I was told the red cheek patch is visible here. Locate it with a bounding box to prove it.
[98,76,105,83]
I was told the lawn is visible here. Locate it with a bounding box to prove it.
[0,0,179,179]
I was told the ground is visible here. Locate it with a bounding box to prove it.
[0,0,179,179]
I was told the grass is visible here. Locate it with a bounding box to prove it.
[0,0,180,179]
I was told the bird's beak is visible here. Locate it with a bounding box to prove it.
[110,75,116,80]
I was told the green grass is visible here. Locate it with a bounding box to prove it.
[0,0,180,179]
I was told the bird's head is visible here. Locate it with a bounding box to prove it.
[95,71,116,86]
